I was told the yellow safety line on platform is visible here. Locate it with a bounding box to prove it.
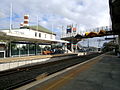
[36,55,104,90]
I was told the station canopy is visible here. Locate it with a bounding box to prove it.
[0,26,67,44]
[0,31,68,44]
[109,0,120,34]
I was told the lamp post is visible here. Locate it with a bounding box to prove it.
[87,38,89,48]
[37,15,39,30]
[56,25,64,38]
[51,23,54,39]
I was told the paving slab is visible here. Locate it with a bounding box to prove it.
[60,54,120,90]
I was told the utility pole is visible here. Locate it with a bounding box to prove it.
[37,15,39,30]
[9,3,13,32]
[51,23,54,39]
[87,38,89,48]
[61,26,64,38]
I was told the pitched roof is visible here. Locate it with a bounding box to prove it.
[0,25,56,35]
[24,25,56,35]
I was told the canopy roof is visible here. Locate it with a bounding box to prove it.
[109,0,120,34]
[0,25,56,35]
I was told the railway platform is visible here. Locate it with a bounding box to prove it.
[17,52,120,90]
[58,53,120,90]
[0,53,78,63]
[0,53,80,71]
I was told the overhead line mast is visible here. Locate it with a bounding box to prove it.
[9,3,13,32]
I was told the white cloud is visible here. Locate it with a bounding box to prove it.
[0,11,5,18]
[0,0,110,34]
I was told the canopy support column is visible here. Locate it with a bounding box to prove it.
[118,35,120,57]
[9,42,11,57]
[19,44,21,57]
[27,44,29,56]
[35,43,37,55]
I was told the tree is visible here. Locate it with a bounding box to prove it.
[102,41,118,52]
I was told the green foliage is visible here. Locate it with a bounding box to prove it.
[44,46,51,50]
[11,43,17,50]
[102,41,118,52]
[51,44,62,49]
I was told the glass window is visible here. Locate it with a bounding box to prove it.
[35,32,37,37]
[39,33,41,37]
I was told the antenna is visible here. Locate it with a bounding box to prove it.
[62,25,64,38]
[52,23,54,39]
[37,15,39,30]
[9,3,12,32]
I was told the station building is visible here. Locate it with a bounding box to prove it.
[0,15,68,58]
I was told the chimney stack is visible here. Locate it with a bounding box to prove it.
[23,15,29,26]
[20,14,29,28]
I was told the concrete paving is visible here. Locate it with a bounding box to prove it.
[59,54,120,90]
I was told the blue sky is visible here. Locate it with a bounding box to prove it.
[0,0,111,45]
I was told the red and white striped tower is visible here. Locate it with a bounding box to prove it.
[23,15,29,26]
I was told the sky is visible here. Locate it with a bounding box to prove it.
[78,36,114,48]
[0,0,111,47]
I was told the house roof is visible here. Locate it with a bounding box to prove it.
[24,25,56,35]
[0,25,56,35]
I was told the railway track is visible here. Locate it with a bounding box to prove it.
[0,53,102,90]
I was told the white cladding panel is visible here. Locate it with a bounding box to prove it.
[0,29,56,40]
